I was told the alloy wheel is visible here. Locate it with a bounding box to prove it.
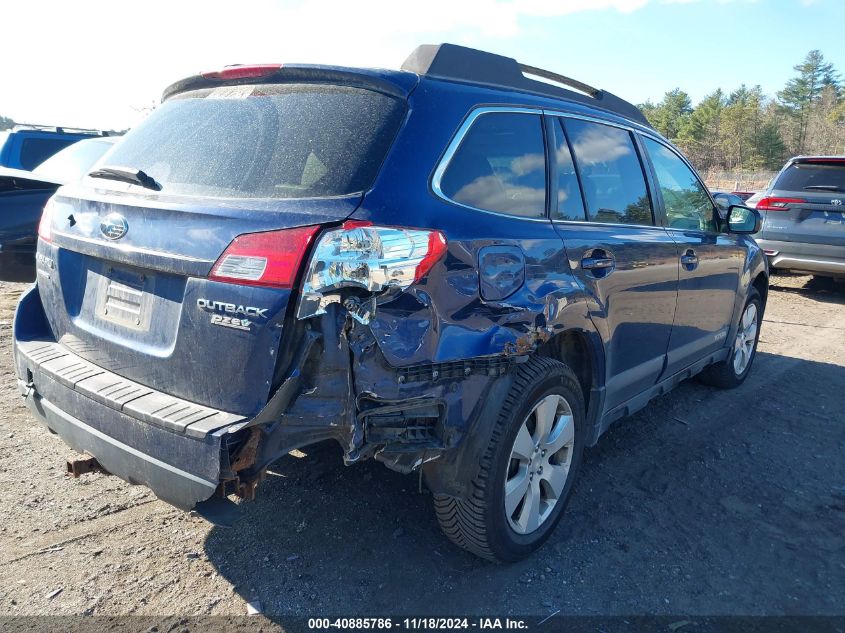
[504,394,575,534]
[733,303,758,375]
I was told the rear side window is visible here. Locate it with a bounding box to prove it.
[564,119,653,226]
[440,112,546,218]
[97,84,406,200]
[774,162,845,192]
[20,137,75,170]
[643,138,716,232]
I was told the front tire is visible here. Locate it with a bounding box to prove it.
[434,357,585,562]
[699,289,762,389]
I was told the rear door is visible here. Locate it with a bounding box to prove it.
[760,159,845,254]
[35,81,407,417]
[549,116,679,411]
[640,136,744,374]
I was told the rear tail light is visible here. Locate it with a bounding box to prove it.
[297,221,447,321]
[756,196,806,211]
[37,198,56,242]
[209,226,320,288]
[200,64,282,81]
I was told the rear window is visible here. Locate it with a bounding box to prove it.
[20,137,77,171]
[775,162,845,192]
[97,83,406,200]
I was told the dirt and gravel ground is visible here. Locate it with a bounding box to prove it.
[0,273,843,619]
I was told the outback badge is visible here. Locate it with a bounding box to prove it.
[197,298,271,332]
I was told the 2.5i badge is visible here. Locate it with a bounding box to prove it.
[197,298,270,332]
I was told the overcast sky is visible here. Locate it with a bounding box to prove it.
[3,0,843,131]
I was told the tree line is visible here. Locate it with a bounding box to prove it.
[640,50,845,174]
[3,50,844,175]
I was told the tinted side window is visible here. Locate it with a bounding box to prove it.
[564,119,653,226]
[20,137,75,170]
[551,119,586,221]
[643,138,716,232]
[440,112,546,218]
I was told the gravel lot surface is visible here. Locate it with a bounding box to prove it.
[0,273,842,618]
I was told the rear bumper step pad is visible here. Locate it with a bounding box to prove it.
[16,339,249,510]
[17,340,244,439]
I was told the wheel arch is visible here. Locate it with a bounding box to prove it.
[535,327,606,445]
[752,270,769,309]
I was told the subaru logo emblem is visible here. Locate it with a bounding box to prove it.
[100,213,128,240]
[832,199,842,206]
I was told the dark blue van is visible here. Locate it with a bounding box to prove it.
[13,44,767,561]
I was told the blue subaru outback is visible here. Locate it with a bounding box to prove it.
[14,44,767,561]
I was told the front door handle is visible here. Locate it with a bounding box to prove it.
[680,249,699,270]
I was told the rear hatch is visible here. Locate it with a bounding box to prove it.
[759,158,845,248]
[36,77,408,417]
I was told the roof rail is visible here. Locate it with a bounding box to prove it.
[11,123,110,136]
[401,43,651,128]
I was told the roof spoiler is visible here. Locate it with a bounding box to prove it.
[401,43,651,128]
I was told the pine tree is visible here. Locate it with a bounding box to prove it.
[646,89,693,140]
[777,50,842,153]
[677,90,724,170]
[722,86,765,170]
[750,122,786,170]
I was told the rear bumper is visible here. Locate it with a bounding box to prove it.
[756,238,845,277]
[23,389,220,510]
[15,339,246,510]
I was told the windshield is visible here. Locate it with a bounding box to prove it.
[94,83,406,200]
[33,138,116,183]
[775,162,845,192]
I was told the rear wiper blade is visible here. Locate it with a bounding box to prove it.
[88,166,161,191]
[803,185,844,192]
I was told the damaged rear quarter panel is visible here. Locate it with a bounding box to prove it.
[317,81,606,491]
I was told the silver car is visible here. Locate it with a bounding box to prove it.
[754,156,845,279]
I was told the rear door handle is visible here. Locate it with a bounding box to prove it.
[581,249,615,278]
[680,249,699,270]
[582,257,614,270]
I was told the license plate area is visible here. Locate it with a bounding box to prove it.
[96,266,155,331]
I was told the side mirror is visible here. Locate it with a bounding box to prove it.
[727,204,762,234]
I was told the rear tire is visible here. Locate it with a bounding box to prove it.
[434,357,585,562]
[699,289,762,389]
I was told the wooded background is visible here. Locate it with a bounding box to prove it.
[3,49,843,192]
[640,49,844,190]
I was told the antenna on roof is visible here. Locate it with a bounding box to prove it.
[401,44,651,128]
